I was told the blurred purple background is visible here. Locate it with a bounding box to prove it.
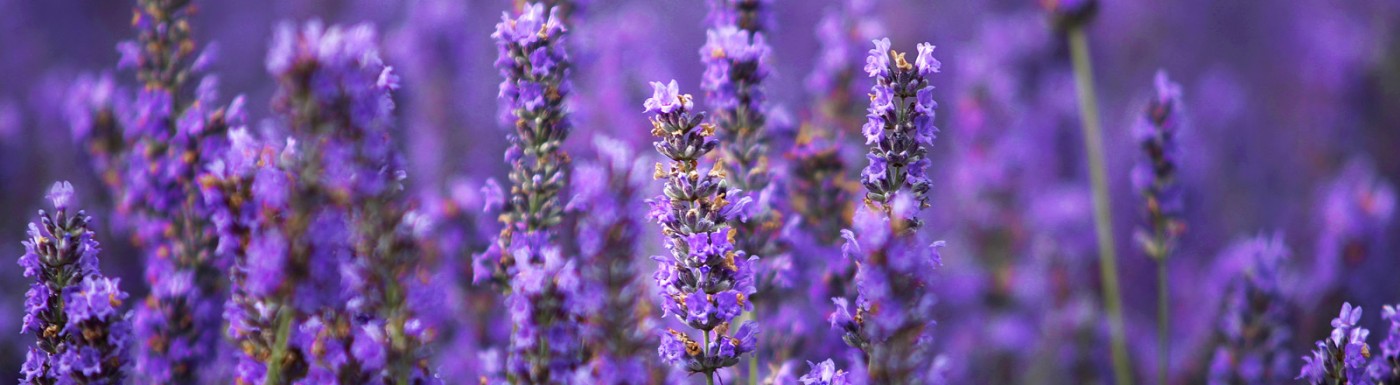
[1,0,1397,382]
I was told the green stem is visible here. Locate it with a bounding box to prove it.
[705,331,716,385]
[1068,25,1134,385]
[1157,259,1169,385]
[262,307,296,385]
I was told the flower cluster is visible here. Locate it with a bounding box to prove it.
[1133,70,1185,261]
[19,182,132,385]
[799,359,857,385]
[699,23,772,195]
[859,38,940,228]
[1299,303,1373,384]
[217,20,430,384]
[646,80,759,378]
[1207,235,1294,384]
[65,2,242,381]
[481,1,573,281]
[489,3,588,382]
[827,37,946,384]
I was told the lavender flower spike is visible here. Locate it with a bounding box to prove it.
[646,80,758,382]
[1132,70,1184,385]
[492,3,586,383]
[859,38,940,228]
[1133,70,1185,261]
[19,182,132,385]
[223,20,429,385]
[831,38,947,384]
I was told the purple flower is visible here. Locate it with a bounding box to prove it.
[1300,302,1373,384]
[647,80,758,376]
[645,80,691,114]
[800,359,856,385]
[833,37,948,383]
[859,38,940,228]
[18,182,130,385]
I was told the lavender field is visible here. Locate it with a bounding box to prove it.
[1,0,1398,384]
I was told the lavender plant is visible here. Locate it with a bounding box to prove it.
[646,80,758,384]
[487,3,587,382]
[68,1,243,381]
[218,20,430,385]
[1133,70,1185,385]
[700,0,783,269]
[19,182,132,385]
[828,38,946,384]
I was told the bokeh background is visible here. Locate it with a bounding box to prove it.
[1,0,1397,383]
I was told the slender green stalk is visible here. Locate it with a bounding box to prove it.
[1156,259,1169,385]
[263,308,296,385]
[705,331,716,385]
[1068,25,1134,385]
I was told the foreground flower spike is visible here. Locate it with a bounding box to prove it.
[646,80,758,383]
[1207,235,1294,384]
[1299,302,1372,384]
[71,0,242,381]
[491,3,586,383]
[830,38,946,384]
[19,182,132,385]
[1132,70,1184,385]
[224,20,429,385]
[859,38,939,228]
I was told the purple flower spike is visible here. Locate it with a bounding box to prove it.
[859,38,940,228]
[490,2,585,382]
[831,37,948,384]
[19,182,131,385]
[215,20,433,384]
[646,80,758,377]
[1132,70,1186,262]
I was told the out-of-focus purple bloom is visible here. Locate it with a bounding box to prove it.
[1132,70,1186,262]
[1206,234,1294,385]
[1041,0,1099,30]
[61,1,250,382]
[216,20,434,384]
[646,80,758,377]
[707,0,772,34]
[571,136,669,383]
[1311,159,1396,301]
[19,182,131,385]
